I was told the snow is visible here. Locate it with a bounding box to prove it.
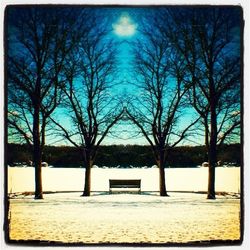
[8,166,241,194]
[7,166,242,244]
[8,192,241,244]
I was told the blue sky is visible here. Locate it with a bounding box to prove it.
[7,6,241,147]
[53,8,152,146]
[51,8,205,146]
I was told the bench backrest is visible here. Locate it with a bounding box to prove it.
[109,179,141,187]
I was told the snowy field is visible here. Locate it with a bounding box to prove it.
[8,192,240,244]
[8,166,241,194]
[7,166,241,244]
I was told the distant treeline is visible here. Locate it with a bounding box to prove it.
[7,143,241,168]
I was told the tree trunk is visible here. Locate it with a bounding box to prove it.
[33,104,43,199]
[158,151,168,196]
[207,122,217,199]
[207,78,217,200]
[82,158,93,196]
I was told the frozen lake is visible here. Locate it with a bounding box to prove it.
[8,166,241,194]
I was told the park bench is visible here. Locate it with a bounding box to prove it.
[109,179,141,194]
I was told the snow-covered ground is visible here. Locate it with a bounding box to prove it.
[8,166,241,194]
[8,192,240,244]
[7,166,241,244]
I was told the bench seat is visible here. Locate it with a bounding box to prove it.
[109,179,141,194]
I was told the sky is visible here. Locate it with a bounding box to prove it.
[93,7,241,146]
[56,8,152,146]
[6,6,242,147]
[55,7,204,146]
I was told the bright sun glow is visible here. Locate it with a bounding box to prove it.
[113,13,137,37]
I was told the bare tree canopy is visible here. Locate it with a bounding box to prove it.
[6,6,242,199]
[153,7,242,199]
[126,17,200,196]
[7,7,85,198]
[50,11,124,196]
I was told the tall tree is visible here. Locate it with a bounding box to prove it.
[126,22,199,196]
[159,7,241,199]
[50,11,123,196]
[7,7,81,199]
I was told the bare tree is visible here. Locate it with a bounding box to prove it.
[50,13,124,196]
[7,7,81,199]
[126,24,199,196]
[159,7,241,199]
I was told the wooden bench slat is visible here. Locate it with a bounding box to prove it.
[109,179,141,194]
